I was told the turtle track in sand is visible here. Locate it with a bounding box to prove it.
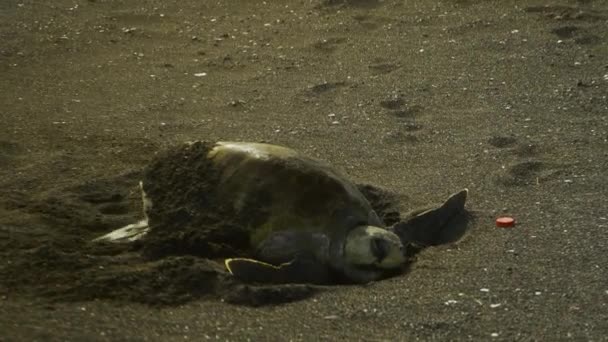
[0,143,405,306]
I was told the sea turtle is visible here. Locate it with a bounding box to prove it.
[94,141,468,284]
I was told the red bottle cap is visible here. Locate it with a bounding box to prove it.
[496,216,515,227]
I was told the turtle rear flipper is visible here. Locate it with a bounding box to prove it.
[392,189,469,247]
[225,256,331,284]
[93,219,149,243]
[93,181,151,243]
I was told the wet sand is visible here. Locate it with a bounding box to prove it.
[1,0,607,340]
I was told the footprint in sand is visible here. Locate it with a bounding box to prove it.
[380,97,423,129]
[551,25,602,46]
[307,81,347,96]
[489,135,560,186]
[369,62,400,75]
[382,101,424,144]
[488,135,541,158]
[320,0,383,10]
[380,97,405,110]
[551,25,579,39]
[497,160,555,186]
[511,143,541,158]
[488,136,517,149]
[494,157,563,187]
[526,5,607,47]
[311,37,347,53]
[352,14,391,31]
[525,5,608,22]
[488,135,564,186]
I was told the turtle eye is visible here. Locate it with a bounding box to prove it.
[370,237,388,262]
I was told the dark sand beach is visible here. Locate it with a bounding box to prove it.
[1,0,607,340]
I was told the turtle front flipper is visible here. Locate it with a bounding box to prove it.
[391,189,469,247]
[225,256,331,284]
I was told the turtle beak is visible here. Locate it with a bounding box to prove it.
[371,236,406,268]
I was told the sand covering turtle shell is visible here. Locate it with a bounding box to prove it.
[137,141,253,260]
[0,142,403,306]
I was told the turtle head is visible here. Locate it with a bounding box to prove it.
[341,225,406,282]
